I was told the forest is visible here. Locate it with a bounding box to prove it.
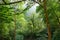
[0,0,60,40]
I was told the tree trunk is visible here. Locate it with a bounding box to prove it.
[43,0,51,40]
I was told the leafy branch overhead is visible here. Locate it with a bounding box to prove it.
[0,0,43,7]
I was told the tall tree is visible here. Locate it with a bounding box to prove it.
[43,0,51,40]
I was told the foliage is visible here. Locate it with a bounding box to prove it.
[0,0,60,40]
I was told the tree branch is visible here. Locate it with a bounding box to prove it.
[0,0,24,5]
[2,0,7,4]
[33,1,43,7]
[0,0,43,8]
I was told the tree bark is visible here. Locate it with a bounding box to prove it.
[43,0,51,40]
